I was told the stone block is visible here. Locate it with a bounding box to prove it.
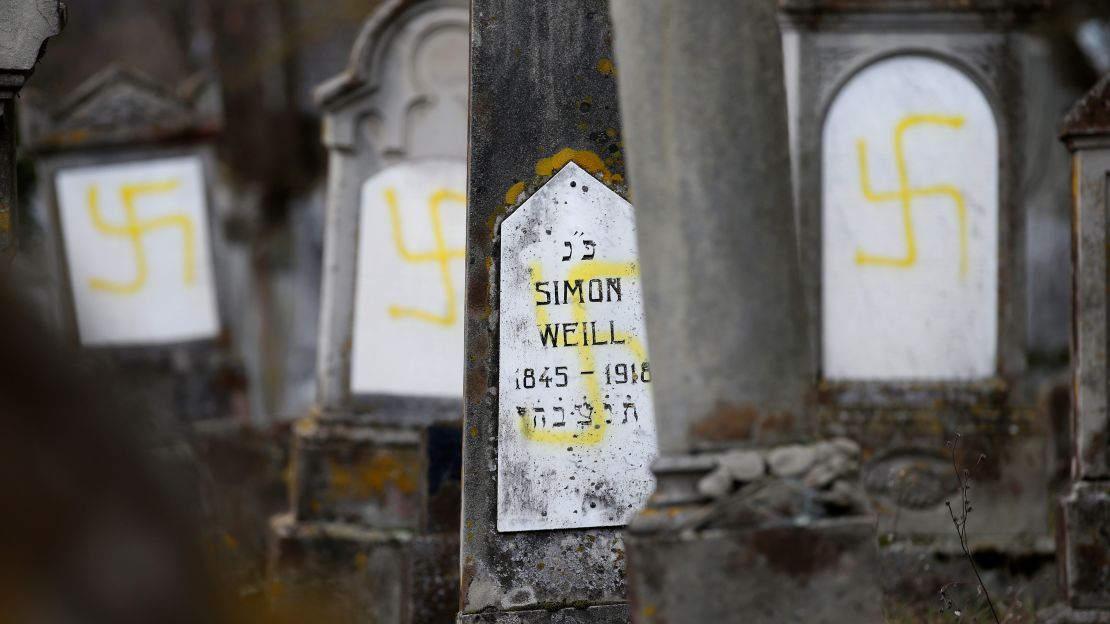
[457,604,629,623]
[768,444,817,477]
[269,514,406,624]
[1059,481,1110,610]
[269,520,461,624]
[720,449,766,482]
[627,518,883,624]
[289,419,423,528]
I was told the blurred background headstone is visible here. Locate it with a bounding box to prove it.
[268,1,468,621]
[1055,76,1110,620]
[777,0,1067,609]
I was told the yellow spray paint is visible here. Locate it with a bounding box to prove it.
[87,179,197,294]
[855,113,969,278]
[517,260,646,446]
[385,186,466,326]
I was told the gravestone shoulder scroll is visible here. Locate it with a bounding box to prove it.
[779,0,1050,546]
[461,1,651,621]
[23,66,242,425]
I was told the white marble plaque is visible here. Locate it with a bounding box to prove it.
[822,56,999,381]
[498,162,657,532]
[55,156,219,346]
[350,159,466,397]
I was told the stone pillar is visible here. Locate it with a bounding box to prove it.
[0,0,64,259]
[611,1,882,622]
[23,66,244,433]
[776,0,1051,553]
[268,1,468,622]
[1053,76,1110,622]
[460,1,657,621]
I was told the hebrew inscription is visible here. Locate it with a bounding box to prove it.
[350,159,466,397]
[498,162,657,532]
[55,157,219,345]
[822,56,998,381]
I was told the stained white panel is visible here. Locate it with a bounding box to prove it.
[498,162,657,532]
[55,156,219,345]
[822,56,999,380]
[350,159,466,397]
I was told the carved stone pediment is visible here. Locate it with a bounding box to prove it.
[23,66,221,152]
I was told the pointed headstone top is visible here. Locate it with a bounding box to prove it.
[1061,73,1110,144]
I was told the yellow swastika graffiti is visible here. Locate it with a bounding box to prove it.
[87,180,196,295]
[855,113,969,278]
[519,260,646,446]
[385,187,466,326]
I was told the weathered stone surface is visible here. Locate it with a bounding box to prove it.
[289,419,423,528]
[778,0,1050,11]
[1058,482,1110,610]
[805,439,859,489]
[612,0,883,621]
[461,0,632,618]
[696,466,733,499]
[612,0,813,455]
[407,534,461,624]
[627,519,883,624]
[1058,73,1110,619]
[768,444,817,477]
[24,66,221,151]
[192,420,290,590]
[269,514,406,624]
[1039,604,1110,624]
[720,449,766,482]
[457,604,629,623]
[270,513,461,624]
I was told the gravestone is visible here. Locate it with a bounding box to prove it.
[1056,76,1110,620]
[23,67,244,435]
[460,1,655,621]
[0,0,64,259]
[610,1,882,622]
[779,0,1052,550]
[267,1,468,622]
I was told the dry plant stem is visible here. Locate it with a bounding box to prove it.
[947,436,1000,624]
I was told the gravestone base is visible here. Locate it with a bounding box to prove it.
[269,514,460,624]
[1038,604,1110,624]
[457,604,629,624]
[98,345,247,438]
[627,516,883,624]
[1058,481,1110,610]
[287,417,424,527]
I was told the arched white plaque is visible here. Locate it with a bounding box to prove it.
[822,56,999,381]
